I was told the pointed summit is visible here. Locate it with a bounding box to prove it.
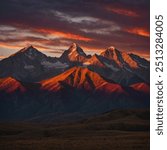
[100,46,122,67]
[60,43,88,63]
[101,46,119,55]
[68,43,77,51]
[20,45,34,51]
[100,46,139,69]
[9,45,48,60]
[0,45,67,82]
[19,45,39,54]
[108,46,116,51]
[68,43,86,56]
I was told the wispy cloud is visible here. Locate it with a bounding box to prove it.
[106,7,139,17]
[0,0,149,59]
[0,55,6,60]
[35,28,93,41]
[52,11,99,24]
[125,27,150,37]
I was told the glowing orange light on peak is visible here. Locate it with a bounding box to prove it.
[106,6,139,17]
[35,28,93,42]
[121,52,138,69]
[125,27,150,37]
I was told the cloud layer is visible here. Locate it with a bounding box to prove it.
[0,0,150,59]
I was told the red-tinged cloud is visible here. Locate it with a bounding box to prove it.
[0,0,149,59]
[35,28,93,42]
[0,55,6,59]
[125,28,150,37]
[106,7,139,17]
[0,42,22,50]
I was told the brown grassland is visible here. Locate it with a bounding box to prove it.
[0,109,149,150]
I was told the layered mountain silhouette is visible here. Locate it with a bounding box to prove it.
[0,43,150,121]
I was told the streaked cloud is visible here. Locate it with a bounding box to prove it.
[52,11,98,24]
[125,27,150,37]
[0,0,149,59]
[106,7,139,17]
[0,55,6,60]
[35,28,93,41]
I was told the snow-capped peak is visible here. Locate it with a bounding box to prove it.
[106,46,119,54]
[69,43,77,52]
[101,46,119,58]
[100,46,118,56]
[60,43,88,63]
[68,43,86,56]
[100,47,139,69]
[100,47,122,67]
[108,46,115,50]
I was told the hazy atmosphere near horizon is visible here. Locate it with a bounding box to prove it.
[0,0,149,60]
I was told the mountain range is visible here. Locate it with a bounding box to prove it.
[0,43,150,121]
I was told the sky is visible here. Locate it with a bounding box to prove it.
[0,0,150,60]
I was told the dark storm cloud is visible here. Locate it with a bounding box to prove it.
[0,0,150,58]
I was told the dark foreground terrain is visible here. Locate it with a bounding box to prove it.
[0,109,149,150]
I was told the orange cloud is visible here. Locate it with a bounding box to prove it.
[36,28,93,42]
[0,55,6,59]
[0,42,46,52]
[0,42,22,49]
[125,27,150,37]
[106,7,139,17]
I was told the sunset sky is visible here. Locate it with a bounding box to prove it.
[0,0,149,60]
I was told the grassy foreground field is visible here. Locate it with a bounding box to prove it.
[0,109,149,150]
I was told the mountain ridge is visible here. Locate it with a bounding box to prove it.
[40,66,125,93]
[0,43,150,121]
[0,43,149,85]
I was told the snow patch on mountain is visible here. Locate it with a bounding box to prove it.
[103,62,119,71]
[83,61,91,66]
[41,61,68,68]
[138,63,149,69]
[24,65,35,70]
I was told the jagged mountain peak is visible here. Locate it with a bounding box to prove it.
[11,45,45,58]
[60,43,88,63]
[107,46,116,50]
[101,46,119,56]
[100,47,142,69]
[69,43,77,50]
[19,45,36,53]
[10,46,51,63]
[100,46,122,67]
[68,43,86,56]
[0,45,69,82]
[22,45,34,50]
